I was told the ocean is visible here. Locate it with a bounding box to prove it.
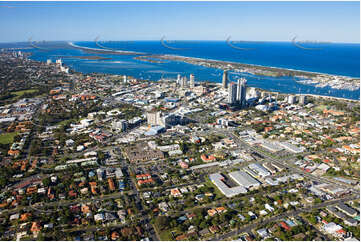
[2,40,360,100]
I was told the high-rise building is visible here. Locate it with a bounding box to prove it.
[288,95,296,104]
[181,76,188,88]
[176,74,181,85]
[228,82,237,104]
[237,78,247,107]
[189,74,195,88]
[299,95,307,105]
[222,70,228,89]
[56,59,62,66]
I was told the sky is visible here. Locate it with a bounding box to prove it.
[0,1,359,43]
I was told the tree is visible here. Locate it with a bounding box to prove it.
[155,216,170,230]
[42,177,51,187]
[307,215,317,225]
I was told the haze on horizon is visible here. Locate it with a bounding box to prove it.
[0,1,359,43]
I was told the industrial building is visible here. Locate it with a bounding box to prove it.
[335,203,358,217]
[209,173,247,198]
[248,163,271,178]
[259,140,283,153]
[279,142,304,153]
[228,170,261,189]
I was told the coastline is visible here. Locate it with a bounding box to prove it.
[67,41,145,55]
[24,50,360,102]
[26,41,360,100]
[157,54,360,79]
[70,41,359,79]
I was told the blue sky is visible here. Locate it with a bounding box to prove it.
[0,1,359,43]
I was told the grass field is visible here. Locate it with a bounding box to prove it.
[159,229,176,241]
[0,132,19,145]
[11,89,38,98]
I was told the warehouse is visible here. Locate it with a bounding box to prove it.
[228,170,261,189]
[248,163,271,178]
[279,142,304,153]
[336,203,358,217]
[259,141,283,153]
[209,173,247,198]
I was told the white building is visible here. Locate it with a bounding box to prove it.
[189,74,195,88]
[248,163,271,178]
[113,120,127,131]
[229,170,261,189]
[288,95,296,104]
[228,82,237,104]
[265,203,275,212]
[209,173,247,198]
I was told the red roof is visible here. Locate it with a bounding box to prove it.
[279,221,291,231]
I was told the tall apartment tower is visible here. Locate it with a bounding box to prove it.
[181,76,188,88]
[228,82,237,104]
[288,95,296,104]
[299,95,307,105]
[189,74,195,88]
[176,74,181,86]
[222,70,228,89]
[237,78,247,107]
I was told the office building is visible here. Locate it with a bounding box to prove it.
[222,70,228,89]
